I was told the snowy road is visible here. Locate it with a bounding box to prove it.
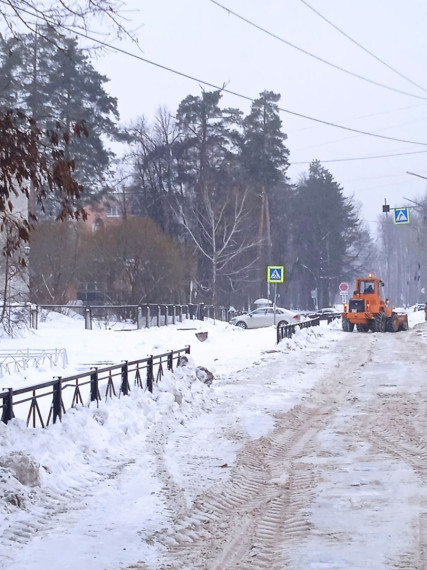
[152,324,427,569]
[1,318,427,569]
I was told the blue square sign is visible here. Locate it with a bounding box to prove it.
[267,266,284,283]
[393,207,410,225]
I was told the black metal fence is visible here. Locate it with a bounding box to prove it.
[0,310,337,428]
[0,346,191,428]
[27,303,238,330]
[276,317,321,344]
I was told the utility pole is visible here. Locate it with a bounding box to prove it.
[258,186,272,298]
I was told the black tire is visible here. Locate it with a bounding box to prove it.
[400,319,409,332]
[342,317,354,332]
[386,315,398,333]
[277,320,289,327]
[372,311,386,333]
[236,321,247,329]
[356,324,369,332]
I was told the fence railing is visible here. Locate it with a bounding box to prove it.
[15,303,238,330]
[0,346,191,428]
[276,317,320,344]
[0,348,68,377]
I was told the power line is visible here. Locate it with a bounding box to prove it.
[7,2,427,147]
[298,0,427,94]
[292,149,427,165]
[296,101,427,134]
[406,171,427,181]
[42,25,427,145]
[209,0,427,101]
[294,112,427,152]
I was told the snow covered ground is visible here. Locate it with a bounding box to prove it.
[0,308,426,569]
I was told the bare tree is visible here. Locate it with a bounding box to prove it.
[180,185,260,306]
[127,108,183,236]
[377,198,427,306]
[0,0,134,44]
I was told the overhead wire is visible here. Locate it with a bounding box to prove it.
[296,101,427,134]
[208,1,427,165]
[209,0,427,101]
[291,148,427,165]
[5,2,427,149]
[294,112,427,153]
[298,0,427,94]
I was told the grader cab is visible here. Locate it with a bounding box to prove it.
[341,274,408,333]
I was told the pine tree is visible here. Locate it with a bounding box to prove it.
[240,91,291,300]
[0,27,121,205]
[174,90,258,305]
[292,160,372,308]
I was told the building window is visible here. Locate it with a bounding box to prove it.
[107,205,121,217]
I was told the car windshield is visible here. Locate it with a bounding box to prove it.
[360,281,374,293]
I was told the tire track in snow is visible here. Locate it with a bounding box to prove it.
[151,332,375,569]
[340,326,427,570]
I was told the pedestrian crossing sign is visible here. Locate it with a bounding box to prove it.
[267,265,285,283]
[393,207,410,225]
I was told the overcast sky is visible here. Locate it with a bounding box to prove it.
[96,0,427,233]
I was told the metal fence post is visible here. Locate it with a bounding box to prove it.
[85,306,92,330]
[137,306,143,329]
[172,305,176,325]
[165,305,169,326]
[157,305,161,327]
[121,362,130,396]
[30,305,38,329]
[167,350,173,371]
[147,356,154,392]
[52,378,63,424]
[146,305,150,328]
[1,388,14,424]
[90,369,100,404]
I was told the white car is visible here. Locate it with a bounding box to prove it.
[229,307,300,329]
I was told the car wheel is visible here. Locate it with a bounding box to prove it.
[277,320,289,327]
[236,321,247,329]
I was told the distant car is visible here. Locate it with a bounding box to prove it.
[307,307,341,320]
[229,307,300,329]
[414,303,425,312]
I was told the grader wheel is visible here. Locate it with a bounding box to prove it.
[386,315,399,333]
[342,317,354,332]
[372,311,386,332]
